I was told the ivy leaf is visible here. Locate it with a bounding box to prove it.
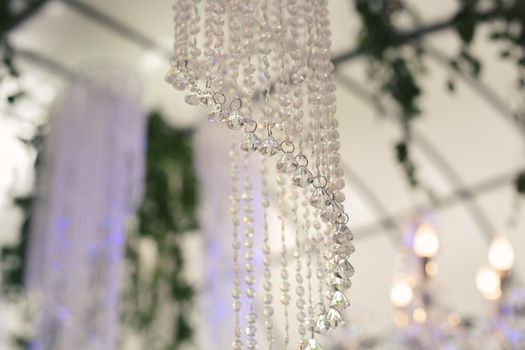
[516,171,525,195]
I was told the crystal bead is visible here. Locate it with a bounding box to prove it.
[314,314,329,334]
[309,187,331,210]
[326,307,344,328]
[185,86,201,105]
[199,88,214,107]
[331,273,352,291]
[240,132,260,152]
[293,166,314,187]
[336,259,355,279]
[320,201,343,223]
[226,110,247,130]
[165,68,189,90]
[301,338,322,350]
[332,224,353,245]
[259,135,280,157]
[207,106,228,123]
[276,152,298,173]
[333,242,355,257]
[330,291,350,311]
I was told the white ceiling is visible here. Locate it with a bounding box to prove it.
[1,0,525,347]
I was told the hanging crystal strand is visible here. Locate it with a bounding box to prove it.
[229,136,243,350]
[241,152,258,350]
[261,158,275,350]
[184,0,205,105]
[227,0,243,95]
[166,0,191,90]
[277,175,291,350]
[239,0,257,120]
[291,185,307,345]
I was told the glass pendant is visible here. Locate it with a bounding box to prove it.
[332,224,353,245]
[314,314,329,335]
[240,133,261,153]
[302,338,322,350]
[226,110,247,130]
[335,259,355,279]
[185,86,202,105]
[325,307,344,328]
[276,152,299,174]
[199,88,214,107]
[292,166,314,188]
[330,291,349,311]
[165,67,189,90]
[259,135,280,157]
[207,105,228,124]
[309,187,331,210]
[320,201,343,224]
[331,273,352,291]
[333,242,355,257]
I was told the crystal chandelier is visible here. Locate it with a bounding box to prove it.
[167,1,352,349]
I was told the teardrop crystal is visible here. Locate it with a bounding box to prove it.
[226,110,247,130]
[207,106,228,124]
[332,224,353,245]
[325,307,344,328]
[330,291,350,311]
[199,88,214,107]
[240,133,261,153]
[301,338,322,350]
[320,201,343,223]
[276,152,299,174]
[309,188,331,210]
[330,273,352,291]
[293,166,314,187]
[185,86,201,105]
[314,314,329,335]
[165,68,189,90]
[333,242,355,257]
[336,259,355,279]
[259,135,280,157]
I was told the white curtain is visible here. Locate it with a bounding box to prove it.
[26,69,145,350]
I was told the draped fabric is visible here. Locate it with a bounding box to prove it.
[26,70,145,350]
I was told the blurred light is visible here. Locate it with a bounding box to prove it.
[142,51,164,71]
[391,280,414,307]
[413,307,427,324]
[394,310,409,327]
[425,261,439,277]
[413,223,439,258]
[448,312,461,326]
[476,266,501,300]
[488,235,515,272]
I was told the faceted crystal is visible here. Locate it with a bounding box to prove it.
[330,273,352,291]
[240,133,261,153]
[330,291,350,311]
[309,188,331,210]
[320,201,343,223]
[302,338,322,350]
[276,152,298,174]
[336,259,355,279]
[259,135,280,157]
[185,86,201,105]
[332,224,353,245]
[226,110,247,130]
[293,166,314,187]
[207,106,228,124]
[314,314,329,335]
[165,68,189,90]
[199,89,214,107]
[326,307,344,328]
[332,242,355,257]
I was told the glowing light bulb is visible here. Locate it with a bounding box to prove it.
[488,235,514,272]
[476,266,501,300]
[390,280,414,307]
[413,307,427,324]
[413,223,439,258]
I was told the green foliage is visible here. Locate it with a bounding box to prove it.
[122,111,198,349]
[354,0,525,192]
